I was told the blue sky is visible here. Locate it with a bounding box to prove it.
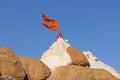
[0,0,120,71]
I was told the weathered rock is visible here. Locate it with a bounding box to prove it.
[67,47,90,67]
[0,75,13,80]
[0,47,25,80]
[48,65,120,80]
[18,56,51,80]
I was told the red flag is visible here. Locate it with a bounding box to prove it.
[41,14,59,31]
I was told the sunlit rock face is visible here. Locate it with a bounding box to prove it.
[48,65,120,80]
[0,38,120,80]
[18,56,51,80]
[0,48,25,80]
[66,46,90,67]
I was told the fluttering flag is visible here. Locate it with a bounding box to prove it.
[41,14,59,31]
[41,13,63,38]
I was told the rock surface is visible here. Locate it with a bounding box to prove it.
[48,65,120,80]
[0,48,25,80]
[18,56,51,80]
[1,38,120,80]
[67,46,90,67]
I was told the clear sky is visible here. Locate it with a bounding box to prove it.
[0,0,120,72]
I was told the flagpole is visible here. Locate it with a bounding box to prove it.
[55,15,61,33]
[55,15,63,38]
